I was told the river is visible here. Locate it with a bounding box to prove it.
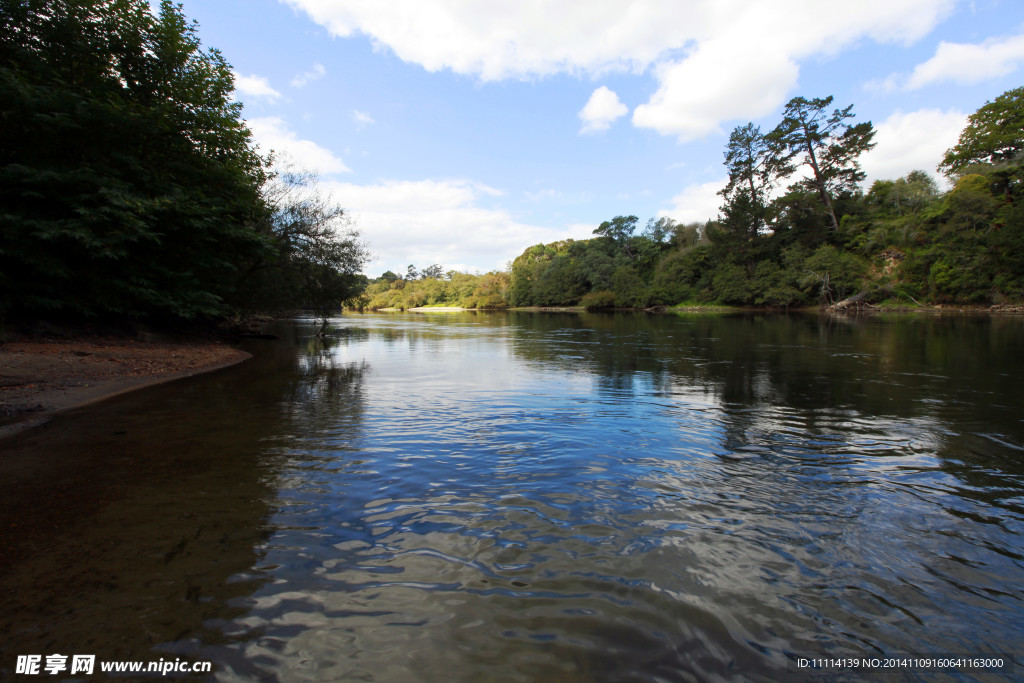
[1,312,1022,681]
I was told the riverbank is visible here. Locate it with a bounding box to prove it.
[363,303,1024,315]
[0,336,250,441]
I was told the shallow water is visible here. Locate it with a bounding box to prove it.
[1,312,1022,681]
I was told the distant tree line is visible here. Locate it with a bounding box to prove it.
[359,267,509,310]
[504,88,1024,309]
[0,0,367,325]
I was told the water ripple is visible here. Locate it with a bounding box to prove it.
[159,314,1024,680]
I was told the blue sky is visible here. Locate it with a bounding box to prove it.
[175,0,1024,276]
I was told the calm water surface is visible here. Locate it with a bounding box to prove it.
[1,312,1023,681]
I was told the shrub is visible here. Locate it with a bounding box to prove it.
[581,290,616,310]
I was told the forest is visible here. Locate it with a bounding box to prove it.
[2,2,1021,323]
[364,89,1024,311]
[0,0,367,325]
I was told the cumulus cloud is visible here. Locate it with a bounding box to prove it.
[905,33,1024,89]
[283,0,954,140]
[860,108,967,187]
[633,43,798,141]
[247,116,352,174]
[291,62,327,87]
[634,0,955,141]
[319,178,593,273]
[579,86,628,133]
[281,0,680,79]
[659,179,725,225]
[232,71,282,101]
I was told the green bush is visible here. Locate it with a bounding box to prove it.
[711,264,753,304]
[581,290,616,310]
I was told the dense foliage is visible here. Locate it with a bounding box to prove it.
[9,0,1012,323]
[505,90,1024,309]
[0,0,366,323]
[939,87,1024,177]
[506,217,709,309]
[360,267,509,310]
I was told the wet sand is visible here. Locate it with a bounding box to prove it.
[0,338,250,440]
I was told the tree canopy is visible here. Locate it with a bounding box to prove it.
[4,1,1015,324]
[768,96,875,231]
[493,89,1021,311]
[939,86,1024,177]
[719,123,776,239]
[0,0,366,323]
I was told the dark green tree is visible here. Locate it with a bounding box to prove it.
[534,255,585,305]
[508,243,556,306]
[594,215,639,257]
[575,246,615,292]
[769,96,876,232]
[421,264,444,279]
[611,265,647,307]
[670,222,706,250]
[0,0,274,320]
[719,123,777,239]
[939,86,1024,178]
[650,248,706,304]
[866,170,939,217]
[642,216,676,245]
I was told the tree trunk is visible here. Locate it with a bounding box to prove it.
[831,290,868,311]
[803,134,840,231]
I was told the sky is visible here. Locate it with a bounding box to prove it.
[174,0,1024,277]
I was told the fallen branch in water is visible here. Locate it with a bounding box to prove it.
[830,290,868,311]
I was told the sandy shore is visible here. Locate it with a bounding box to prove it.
[406,306,470,312]
[0,337,251,441]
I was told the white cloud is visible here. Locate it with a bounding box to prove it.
[579,86,628,133]
[659,179,725,225]
[352,109,375,126]
[283,0,954,140]
[320,178,592,273]
[247,116,352,174]
[860,108,967,187]
[281,0,682,79]
[905,33,1024,89]
[291,62,327,87]
[232,71,282,101]
[634,0,955,141]
[633,43,798,141]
